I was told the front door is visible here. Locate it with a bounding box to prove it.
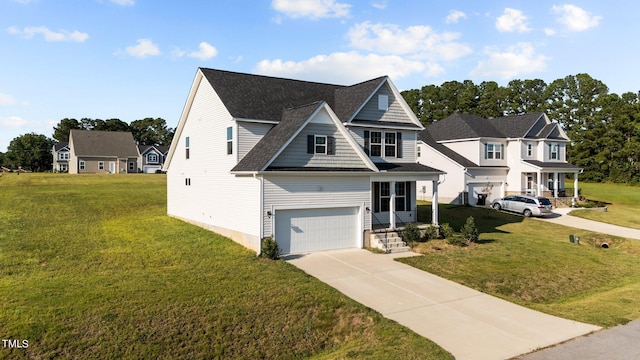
[109,162,116,173]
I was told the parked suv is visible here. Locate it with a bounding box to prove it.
[490,195,553,217]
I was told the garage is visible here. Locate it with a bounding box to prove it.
[274,207,360,254]
[468,182,502,206]
[143,165,161,174]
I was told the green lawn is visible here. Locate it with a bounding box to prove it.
[401,203,640,328]
[568,182,640,230]
[0,174,451,359]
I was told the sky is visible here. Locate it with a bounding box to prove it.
[0,0,636,151]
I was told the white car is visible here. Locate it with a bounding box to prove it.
[491,195,553,217]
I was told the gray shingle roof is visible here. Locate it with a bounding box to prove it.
[54,142,69,151]
[70,130,138,158]
[523,160,581,170]
[418,130,479,168]
[200,68,387,123]
[374,162,443,173]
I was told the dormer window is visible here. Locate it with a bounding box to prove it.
[364,130,402,158]
[307,135,335,155]
[378,95,389,110]
[384,132,396,157]
[315,135,327,154]
[549,144,559,160]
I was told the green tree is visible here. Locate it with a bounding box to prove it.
[505,79,547,115]
[4,133,55,172]
[52,118,82,142]
[130,117,174,146]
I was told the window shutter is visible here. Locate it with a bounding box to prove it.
[327,136,335,155]
[373,182,380,213]
[364,130,370,155]
[500,144,504,159]
[548,144,552,159]
[405,181,411,211]
[397,132,403,158]
[484,144,488,159]
[307,135,314,154]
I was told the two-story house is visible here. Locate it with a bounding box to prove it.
[138,145,169,173]
[52,142,70,172]
[164,68,444,255]
[416,113,582,206]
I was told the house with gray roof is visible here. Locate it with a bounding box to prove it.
[416,112,582,207]
[138,145,169,173]
[164,68,444,255]
[52,141,70,172]
[68,130,139,174]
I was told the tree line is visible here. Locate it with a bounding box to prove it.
[401,73,640,184]
[0,117,174,172]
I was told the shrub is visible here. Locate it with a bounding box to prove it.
[439,223,454,239]
[422,226,438,242]
[460,216,479,243]
[447,235,468,247]
[402,222,421,249]
[260,236,280,260]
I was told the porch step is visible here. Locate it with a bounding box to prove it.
[370,232,411,253]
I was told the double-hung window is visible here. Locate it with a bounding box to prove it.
[549,144,559,160]
[370,131,382,157]
[185,136,190,159]
[526,143,533,157]
[98,161,104,170]
[314,135,327,154]
[148,153,158,163]
[384,132,396,157]
[226,127,233,155]
[79,161,85,170]
[485,143,504,159]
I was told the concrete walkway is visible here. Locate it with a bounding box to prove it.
[537,208,640,240]
[286,249,600,360]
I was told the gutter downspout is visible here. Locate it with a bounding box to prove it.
[255,172,263,257]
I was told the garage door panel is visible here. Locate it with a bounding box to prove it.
[275,207,358,254]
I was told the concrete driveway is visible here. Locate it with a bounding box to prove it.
[286,249,600,360]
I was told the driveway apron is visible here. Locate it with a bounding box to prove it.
[286,249,600,360]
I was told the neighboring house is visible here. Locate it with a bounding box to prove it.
[68,130,139,174]
[164,68,444,255]
[52,141,70,172]
[417,112,582,206]
[138,145,169,173]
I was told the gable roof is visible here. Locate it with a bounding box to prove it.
[232,101,377,173]
[70,130,139,158]
[54,142,69,151]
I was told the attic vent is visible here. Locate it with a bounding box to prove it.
[378,95,389,111]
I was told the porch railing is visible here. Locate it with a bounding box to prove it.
[371,212,389,252]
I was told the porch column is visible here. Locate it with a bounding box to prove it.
[554,172,559,198]
[432,180,439,226]
[574,172,579,199]
[389,181,396,230]
[537,170,542,197]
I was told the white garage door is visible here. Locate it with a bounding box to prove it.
[468,183,502,206]
[143,166,161,174]
[275,207,359,254]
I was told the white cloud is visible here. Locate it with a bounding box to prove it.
[446,10,467,24]
[188,42,218,60]
[544,27,557,36]
[8,26,89,42]
[371,1,387,10]
[255,51,440,85]
[552,4,601,32]
[496,8,531,33]
[110,0,134,5]
[0,93,19,106]
[125,39,160,58]
[271,0,350,19]
[347,21,472,61]
[470,43,549,79]
[0,116,28,128]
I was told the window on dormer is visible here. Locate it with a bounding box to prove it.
[148,153,158,163]
[549,144,559,160]
[378,95,389,110]
[370,131,382,157]
[384,132,396,157]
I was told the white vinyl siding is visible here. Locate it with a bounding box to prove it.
[167,75,261,251]
[262,176,370,241]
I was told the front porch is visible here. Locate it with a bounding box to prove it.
[370,179,440,230]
